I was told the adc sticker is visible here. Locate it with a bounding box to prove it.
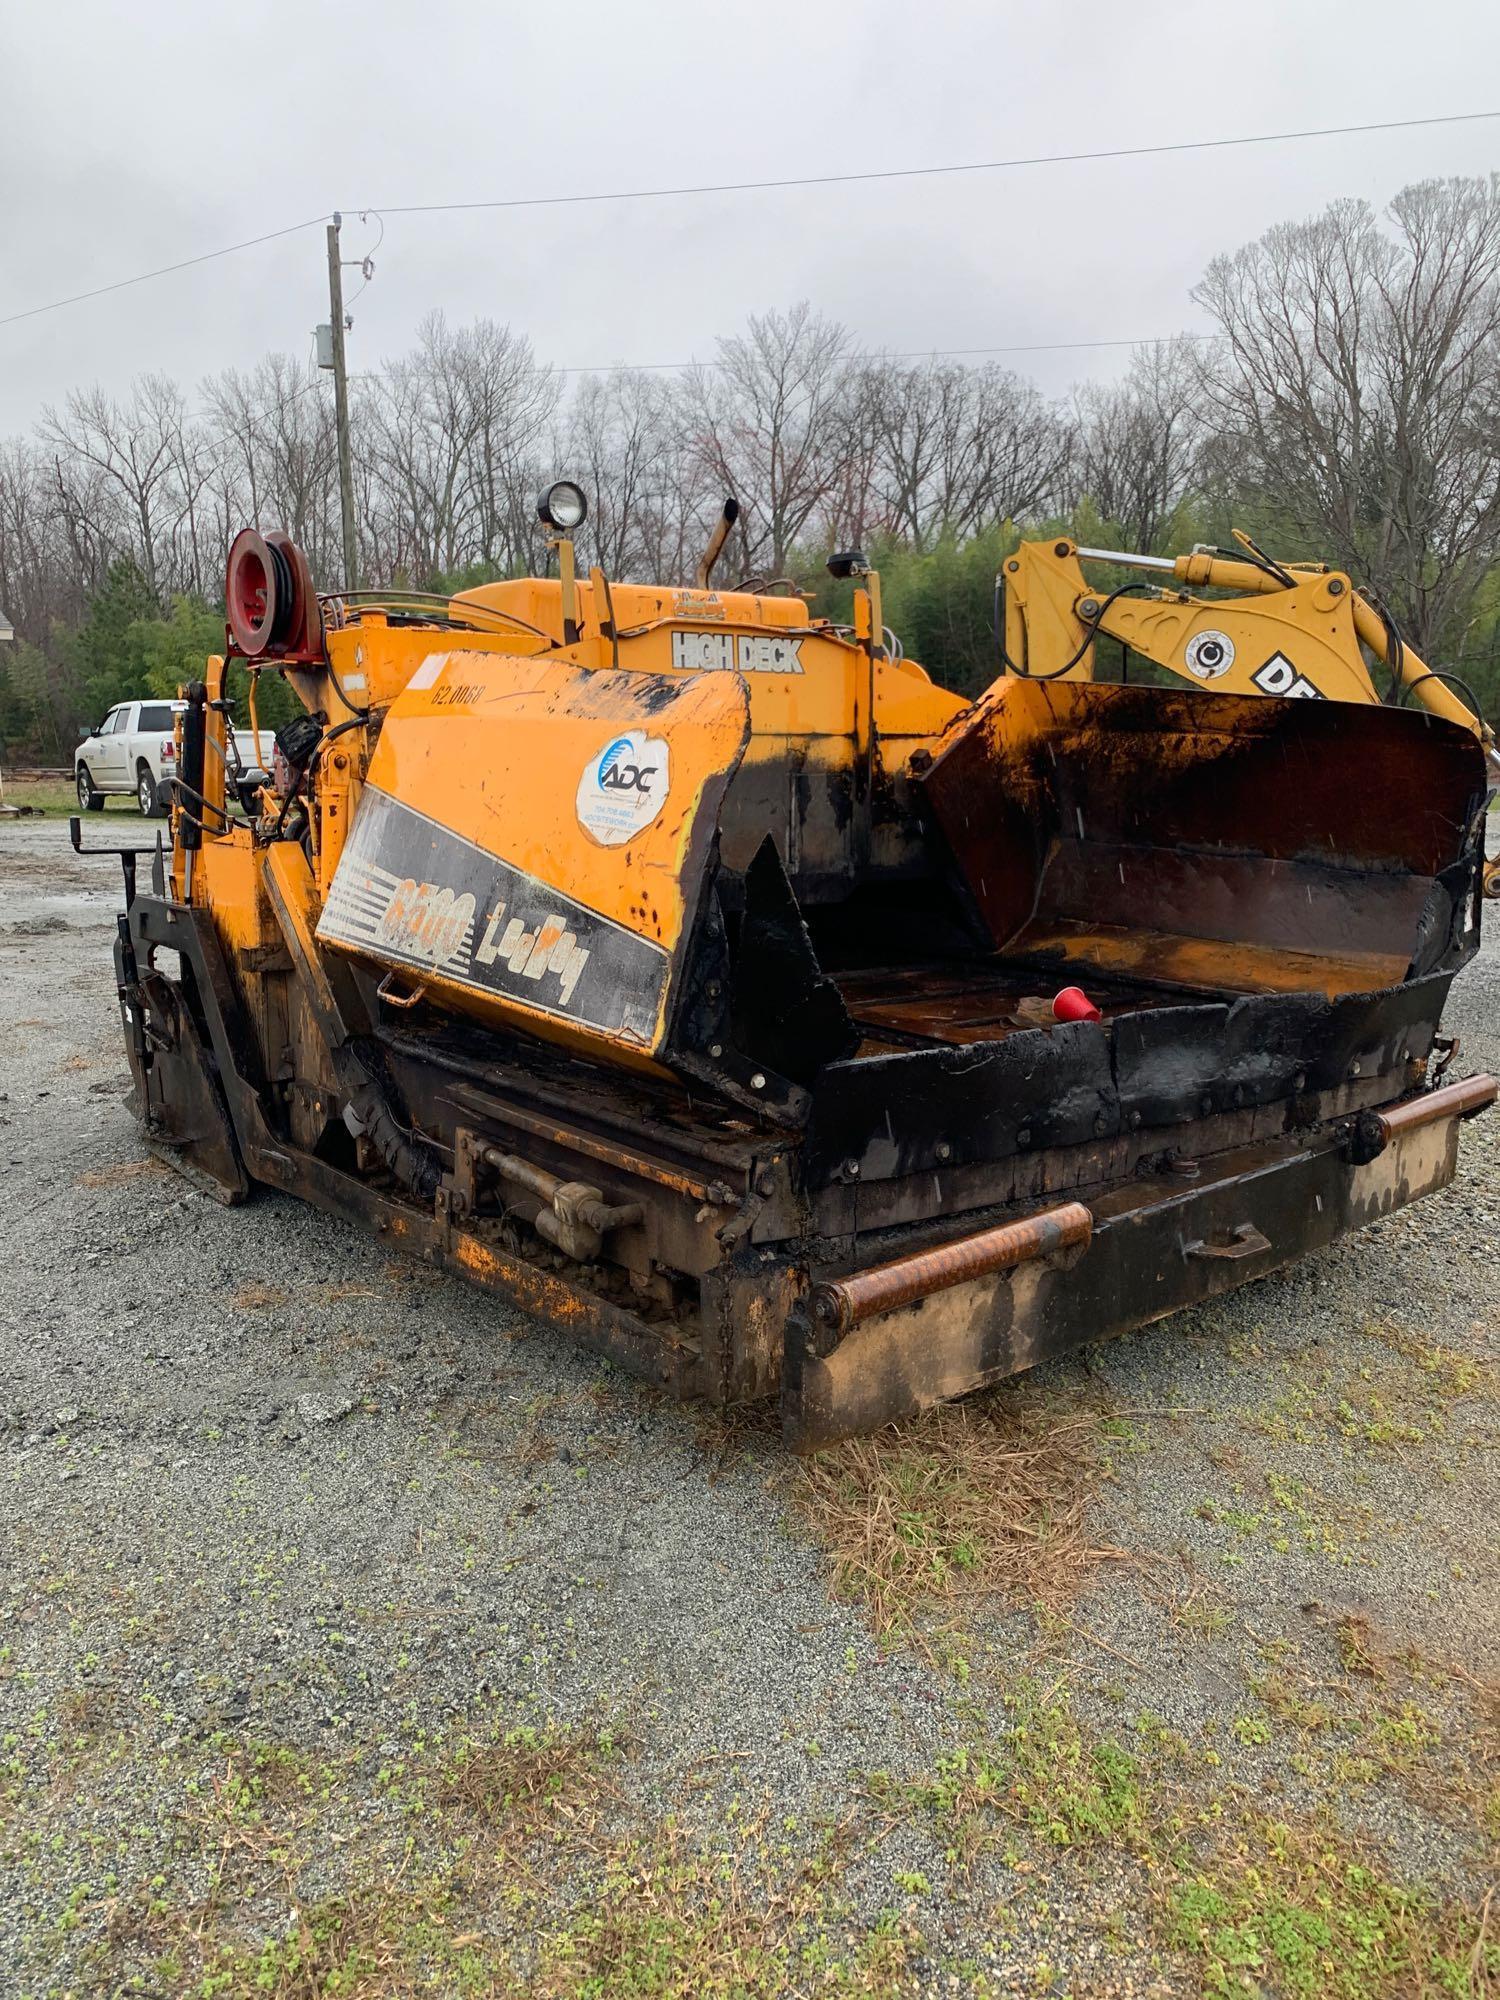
[576,731,671,846]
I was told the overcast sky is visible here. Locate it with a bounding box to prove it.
[2,0,1498,438]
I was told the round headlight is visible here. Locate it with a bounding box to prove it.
[537,480,588,532]
[825,549,868,581]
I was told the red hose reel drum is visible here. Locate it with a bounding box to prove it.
[225,529,324,663]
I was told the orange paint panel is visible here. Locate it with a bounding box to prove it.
[321,654,751,1063]
[367,651,749,948]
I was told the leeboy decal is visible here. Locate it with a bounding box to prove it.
[576,730,671,846]
[318,788,669,1046]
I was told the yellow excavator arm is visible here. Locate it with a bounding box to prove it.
[1000,534,1492,743]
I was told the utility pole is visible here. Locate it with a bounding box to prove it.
[326,213,359,593]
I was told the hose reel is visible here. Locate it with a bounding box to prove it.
[225,529,325,663]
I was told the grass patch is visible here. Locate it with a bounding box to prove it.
[75,1156,168,1190]
[0,773,111,816]
[1335,1611,1387,1679]
[15,1709,929,1998]
[876,1678,1498,1999]
[1248,1328,1495,1455]
[1167,1819,1497,2000]
[532,1823,917,1998]
[27,1714,629,1997]
[791,1395,1122,1635]
[183,1884,468,2000]
[869,1678,1143,1868]
[0,772,251,819]
[1172,1584,1235,1642]
[429,1719,623,1834]
[1360,1324,1493,1403]
[231,1281,292,1311]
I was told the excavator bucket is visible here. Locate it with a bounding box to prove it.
[918,677,1487,999]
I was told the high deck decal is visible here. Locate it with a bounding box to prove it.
[670,630,805,674]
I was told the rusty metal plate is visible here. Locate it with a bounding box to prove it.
[784,1106,1469,1447]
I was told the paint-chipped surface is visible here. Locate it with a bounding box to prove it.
[337,653,752,1059]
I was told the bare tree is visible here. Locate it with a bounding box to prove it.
[1068,339,1206,551]
[6,189,1493,744]
[38,375,191,601]
[564,369,737,583]
[200,367,263,528]
[366,312,480,581]
[359,313,560,583]
[862,359,1067,547]
[162,400,215,596]
[566,370,664,576]
[681,304,855,576]
[1194,176,1500,650]
[0,442,82,637]
[199,358,339,587]
[0,442,95,739]
[460,320,560,578]
[44,447,118,604]
[256,358,340,576]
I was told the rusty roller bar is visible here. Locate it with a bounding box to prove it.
[810,1200,1094,1337]
[1375,1072,1498,1142]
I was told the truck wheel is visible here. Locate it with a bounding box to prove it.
[76,765,104,812]
[136,764,162,817]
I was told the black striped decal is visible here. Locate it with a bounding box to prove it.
[317,787,671,1048]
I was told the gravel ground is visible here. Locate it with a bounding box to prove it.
[1,810,1495,1999]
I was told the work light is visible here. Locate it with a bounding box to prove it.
[537,481,589,532]
[826,550,868,580]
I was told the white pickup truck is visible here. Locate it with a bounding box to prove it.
[75,699,271,817]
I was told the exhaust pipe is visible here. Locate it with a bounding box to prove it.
[696,497,740,590]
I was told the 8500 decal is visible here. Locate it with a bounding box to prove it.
[318,788,669,1046]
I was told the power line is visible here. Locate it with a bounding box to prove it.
[365,110,1500,216]
[0,217,328,329]
[545,332,1222,376]
[4,108,1496,331]
[196,333,1214,409]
